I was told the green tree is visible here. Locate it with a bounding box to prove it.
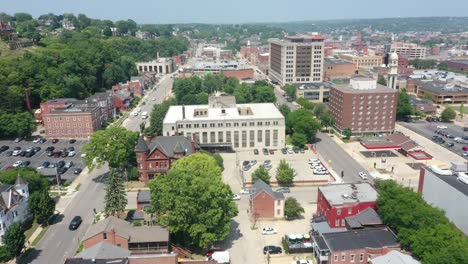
[291,132,307,148]
[0,112,36,139]
[2,222,25,259]
[279,104,291,117]
[377,76,387,86]
[29,189,55,226]
[287,109,322,142]
[253,86,276,103]
[397,90,414,120]
[104,168,128,217]
[0,168,48,195]
[276,160,296,185]
[149,153,238,248]
[283,84,297,100]
[438,61,448,71]
[295,98,315,110]
[14,12,33,23]
[252,165,271,184]
[0,246,10,262]
[145,98,176,136]
[441,107,456,122]
[342,128,352,139]
[82,126,138,170]
[313,103,326,118]
[320,110,336,132]
[459,104,464,118]
[284,197,305,220]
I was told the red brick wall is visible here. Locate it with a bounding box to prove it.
[329,247,401,264]
[83,232,129,249]
[250,190,275,218]
[40,101,68,114]
[114,96,129,111]
[129,255,178,264]
[43,112,99,139]
[223,69,254,80]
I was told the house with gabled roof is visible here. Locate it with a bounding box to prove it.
[249,179,285,219]
[135,135,199,182]
[0,175,31,243]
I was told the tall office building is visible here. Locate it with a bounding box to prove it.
[269,35,325,86]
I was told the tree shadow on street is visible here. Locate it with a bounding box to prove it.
[218,220,242,249]
[18,248,42,264]
[91,171,108,183]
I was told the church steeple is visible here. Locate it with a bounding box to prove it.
[387,52,398,89]
[14,174,29,198]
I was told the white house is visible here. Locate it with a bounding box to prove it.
[0,175,31,243]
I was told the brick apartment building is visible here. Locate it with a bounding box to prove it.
[316,183,378,228]
[269,35,325,86]
[324,59,355,80]
[41,92,114,139]
[329,77,398,134]
[249,180,285,219]
[135,136,198,182]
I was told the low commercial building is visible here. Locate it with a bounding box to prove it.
[163,93,285,151]
[188,60,255,80]
[416,80,468,104]
[329,77,398,134]
[135,136,198,182]
[316,183,378,228]
[112,80,144,98]
[339,54,383,70]
[360,132,432,160]
[410,97,437,115]
[295,82,331,103]
[249,180,285,219]
[313,228,400,264]
[136,57,176,74]
[324,59,356,80]
[446,60,468,73]
[418,163,468,234]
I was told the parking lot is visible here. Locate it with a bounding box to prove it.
[0,138,87,182]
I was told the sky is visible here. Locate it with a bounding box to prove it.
[3,0,468,24]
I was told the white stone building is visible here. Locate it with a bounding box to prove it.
[0,175,31,243]
[136,57,176,74]
[163,94,285,150]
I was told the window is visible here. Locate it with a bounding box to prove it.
[234,131,239,148]
[202,132,208,143]
[334,255,338,261]
[335,219,340,226]
[241,131,247,148]
[265,130,270,147]
[273,129,278,147]
[351,254,355,262]
[257,130,262,142]
[359,254,364,262]
[103,233,107,239]
[218,131,223,143]
[277,200,281,206]
[249,131,255,147]
[342,254,346,261]
[226,131,231,143]
[210,132,216,142]
[337,208,341,215]
[277,209,281,215]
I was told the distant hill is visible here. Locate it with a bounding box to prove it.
[262,17,468,34]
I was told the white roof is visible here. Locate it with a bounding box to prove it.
[371,250,420,264]
[163,103,283,124]
[319,183,378,206]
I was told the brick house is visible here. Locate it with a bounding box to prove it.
[313,228,401,264]
[316,183,378,228]
[112,80,144,98]
[249,180,285,219]
[135,136,198,182]
[114,90,132,111]
[83,216,169,255]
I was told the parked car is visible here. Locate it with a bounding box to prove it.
[46,146,55,152]
[447,143,455,148]
[69,216,82,230]
[437,125,448,129]
[33,147,41,152]
[291,260,311,264]
[42,161,50,168]
[242,164,251,171]
[205,249,223,257]
[61,151,69,158]
[233,194,241,200]
[275,187,290,193]
[64,161,73,169]
[281,148,288,154]
[462,152,468,157]
[68,151,76,157]
[33,137,41,143]
[20,161,31,167]
[263,160,271,166]
[0,146,9,153]
[25,151,36,158]
[13,146,21,150]
[250,160,257,166]
[12,150,21,156]
[68,146,75,151]
[262,148,269,155]
[239,188,252,194]
[58,167,68,174]
[262,227,277,235]
[463,146,468,151]
[18,151,26,157]
[254,149,259,155]
[57,160,66,168]
[287,149,294,154]
[14,137,23,143]
[358,172,368,180]
[263,246,282,255]
[69,139,76,144]
[5,151,13,156]
[12,161,23,167]
[52,139,59,143]
[74,168,82,175]
[39,138,47,144]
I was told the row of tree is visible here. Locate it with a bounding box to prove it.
[252,159,297,185]
[375,180,468,263]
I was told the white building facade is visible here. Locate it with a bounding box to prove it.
[0,176,30,243]
[163,94,285,150]
[136,57,176,74]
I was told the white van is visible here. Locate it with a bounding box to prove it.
[141,111,148,119]
[206,251,230,264]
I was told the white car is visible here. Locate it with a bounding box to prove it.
[262,227,277,235]
[240,189,251,194]
[12,150,21,156]
[291,260,311,264]
[68,151,76,157]
[33,137,41,143]
[437,125,448,129]
[308,158,319,164]
[233,194,241,200]
[358,172,368,180]
[13,161,23,168]
[288,149,295,154]
[133,112,139,116]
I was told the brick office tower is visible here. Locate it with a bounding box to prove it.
[269,35,325,86]
[329,77,398,135]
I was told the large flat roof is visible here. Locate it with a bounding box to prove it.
[332,83,398,94]
[163,103,283,124]
[319,183,378,206]
[425,167,468,196]
[318,228,399,252]
[422,80,468,94]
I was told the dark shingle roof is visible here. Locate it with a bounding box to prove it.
[148,136,193,158]
[137,190,151,203]
[320,228,399,252]
[345,208,383,229]
[250,180,284,200]
[135,136,149,152]
[76,242,130,259]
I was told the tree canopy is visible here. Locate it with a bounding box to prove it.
[29,189,55,226]
[251,165,271,184]
[82,126,138,170]
[149,153,238,248]
[2,222,25,259]
[375,179,468,263]
[441,107,456,122]
[276,160,296,185]
[145,98,177,137]
[279,104,291,117]
[284,197,304,220]
[286,109,322,143]
[396,90,414,120]
[104,168,128,217]
[0,168,49,194]
[283,84,297,100]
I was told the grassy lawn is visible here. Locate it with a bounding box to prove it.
[24,221,40,242]
[446,105,468,115]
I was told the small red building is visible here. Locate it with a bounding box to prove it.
[316,183,378,228]
[249,180,285,219]
[135,136,198,182]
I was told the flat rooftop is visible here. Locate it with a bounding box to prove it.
[319,183,378,206]
[332,83,398,94]
[295,82,330,90]
[315,228,399,252]
[163,103,284,124]
[448,60,468,65]
[422,80,468,94]
[426,167,468,196]
[193,60,249,70]
[324,59,354,65]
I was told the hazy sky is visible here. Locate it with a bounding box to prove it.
[4,0,468,24]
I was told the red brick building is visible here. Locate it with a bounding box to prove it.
[316,183,378,228]
[249,180,285,219]
[135,136,198,182]
[329,77,398,135]
[114,90,132,111]
[112,80,144,98]
[324,59,356,80]
[83,216,169,255]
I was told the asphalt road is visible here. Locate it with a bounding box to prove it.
[123,75,174,132]
[25,165,108,264]
[398,120,468,157]
[315,132,371,183]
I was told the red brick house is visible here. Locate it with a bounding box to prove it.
[83,216,169,255]
[114,90,132,111]
[135,136,198,182]
[316,183,378,228]
[112,80,144,98]
[313,228,401,264]
[249,180,285,219]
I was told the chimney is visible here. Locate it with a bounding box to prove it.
[182,105,186,120]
